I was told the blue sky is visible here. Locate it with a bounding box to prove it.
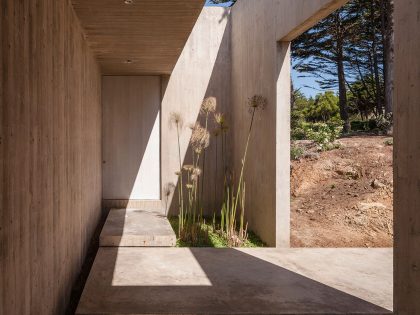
[292,70,326,98]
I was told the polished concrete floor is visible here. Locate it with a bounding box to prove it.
[100,209,176,247]
[76,248,392,315]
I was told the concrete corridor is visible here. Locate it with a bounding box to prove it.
[76,209,393,315]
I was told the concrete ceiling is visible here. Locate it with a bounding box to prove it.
[72,0,205,75]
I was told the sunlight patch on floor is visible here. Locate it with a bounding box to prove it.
[112,248,213,286]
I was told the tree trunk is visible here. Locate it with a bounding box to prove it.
[381,0,394,114]
[337,50,350,133]
[291,79,296,110]
[334,11,350,133]
[371,0,383,116]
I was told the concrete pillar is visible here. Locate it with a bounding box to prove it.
[276,42,291,247]
[394,0,420,314]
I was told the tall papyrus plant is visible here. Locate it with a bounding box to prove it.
[199,97,216,214]
[220,95,267,246]
[170,112,185,235]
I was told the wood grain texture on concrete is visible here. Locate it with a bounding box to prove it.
[230,0,349,246]
[102,76,161,201]
[71,0,205,74]
[0,0,102,314]
[76,248,392,315]
[99,209,176,247]
[161,7,232,217]
[394,0,420,314]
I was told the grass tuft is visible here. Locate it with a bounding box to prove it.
[169,217,265,248]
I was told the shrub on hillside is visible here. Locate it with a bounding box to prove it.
[292,120,342,151]
[351,120,376,131]
[375,113,393,134]
[291,145,305,160]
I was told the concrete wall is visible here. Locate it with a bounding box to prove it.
[102,76,161,202]
[230,0,348,246]
[394,0,420,313]
[155,2,346,245]
[161,7,231,215]
[0,0,102,314]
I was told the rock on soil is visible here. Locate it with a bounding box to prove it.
[291,136,393,248]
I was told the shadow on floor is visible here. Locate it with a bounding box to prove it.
[65,208,109,315]
[76,247,392,315]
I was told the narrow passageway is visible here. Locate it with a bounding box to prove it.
[2,0,418,313]
[75,1,394,313]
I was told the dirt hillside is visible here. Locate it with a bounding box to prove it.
[291,136,393,248]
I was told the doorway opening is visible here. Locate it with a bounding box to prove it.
[288,0,394,249]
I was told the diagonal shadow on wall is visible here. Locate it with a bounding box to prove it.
[163,7,232,217]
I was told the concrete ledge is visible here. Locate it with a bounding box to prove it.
[99,209,176,247]
[77,248,392,315]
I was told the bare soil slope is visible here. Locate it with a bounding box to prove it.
[291,136,393,247]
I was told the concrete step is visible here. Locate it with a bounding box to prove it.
[102,199,162,211]
[99,209,176,247]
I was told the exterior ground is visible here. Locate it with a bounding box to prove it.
[291,135,393,248]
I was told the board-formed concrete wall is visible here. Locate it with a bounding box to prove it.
[0,0,102,314]
[394,0,420,313]
[230,0,348,246]
[161,7,232,216]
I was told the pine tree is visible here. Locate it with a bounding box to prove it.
[292,7,358,132]
[293,0,394,128]
[345,0,384,116]
[381,0,394,115]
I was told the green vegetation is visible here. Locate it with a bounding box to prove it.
[384,138,393,146]
[169,217,265,248]
[291,88,393,155]
[292,120,342,150]
[170,98,216,247]
[168,95,267,248]
[350,120,377,132]
[292,90,343,151]
[291,146,305,160]
[218,95,267,247]
[292,91,340,123]
[292,0,394,133]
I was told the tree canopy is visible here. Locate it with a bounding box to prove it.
[292,0,394,132]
